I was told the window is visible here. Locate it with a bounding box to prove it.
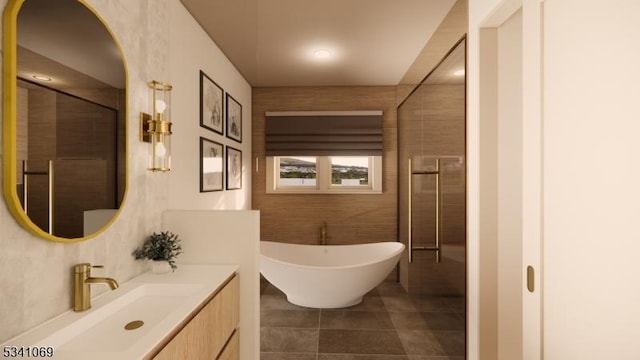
[278,156,317,187]
[331,156,369,187]
[267,156,382,194]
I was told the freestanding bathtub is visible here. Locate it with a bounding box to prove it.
[260,241,405,308]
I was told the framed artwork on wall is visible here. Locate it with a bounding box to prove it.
[200,137,224,192]
[226,93,242,143]
[226,146,242,190]
[200,70,224,134]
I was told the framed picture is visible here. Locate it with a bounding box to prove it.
[200,137,224,192]
[226,146,242,190]
[226,93,242,143]
[200,70,224,134]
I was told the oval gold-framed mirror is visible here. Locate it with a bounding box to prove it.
[2,0,127,243]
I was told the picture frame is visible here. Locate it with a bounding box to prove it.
[226,146,242,190]
[226,93,242,143]
[200,137,224,192]
[200,70,224,135]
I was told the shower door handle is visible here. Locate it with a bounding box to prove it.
[408,158,413,262]
[22,160,54,234]
[408,158,441,264]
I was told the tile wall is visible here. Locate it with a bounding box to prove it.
[252,86,398,246]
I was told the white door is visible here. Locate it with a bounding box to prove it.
[474,1,640,359]
[542,0,640,358]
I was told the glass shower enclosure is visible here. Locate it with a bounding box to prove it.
[398,38,466,297]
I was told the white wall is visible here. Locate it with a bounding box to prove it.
[167,1,252,210]
[0,0,252,344]
[469,0,518,358]
[162,210,260,360]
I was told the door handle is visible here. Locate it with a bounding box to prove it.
[527,265,535,293]
[408,158,441,264]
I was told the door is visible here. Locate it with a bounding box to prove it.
[398,38,467,297]
[543,1,640,358]
[475,0,640,359]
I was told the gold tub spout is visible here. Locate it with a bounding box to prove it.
[320,222,329,245]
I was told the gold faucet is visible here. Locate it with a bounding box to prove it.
[74,263,118,312]
[320,221,328,245]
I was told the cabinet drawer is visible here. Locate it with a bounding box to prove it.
[217,330,239,360]
[211,274,239,356]
[152,274,239,360]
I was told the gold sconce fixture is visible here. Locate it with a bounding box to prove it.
[140,80,173,172]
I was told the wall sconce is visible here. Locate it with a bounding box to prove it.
[140,80,173,172]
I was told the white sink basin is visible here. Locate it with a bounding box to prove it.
[39,283,202,352]
[1,265,238,360]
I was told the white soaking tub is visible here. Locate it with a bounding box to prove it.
[260,241,405,308]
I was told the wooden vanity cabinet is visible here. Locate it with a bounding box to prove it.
[151,274,239,360]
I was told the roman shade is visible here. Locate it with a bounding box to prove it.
[265,111,383,156]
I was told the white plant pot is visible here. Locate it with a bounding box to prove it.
[151,260,171,274]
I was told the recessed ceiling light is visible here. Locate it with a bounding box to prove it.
[453,69,465,77]
[313,49,332,59]
[33,74,52,81]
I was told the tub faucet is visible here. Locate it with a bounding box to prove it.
[320,222,329,245]
[73,263,118,312]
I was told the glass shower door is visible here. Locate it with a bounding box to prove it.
[408,155,465,295]
[398,38,466,296]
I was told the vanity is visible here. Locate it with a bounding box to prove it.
[0,265,239,360]
[150,266,239,360]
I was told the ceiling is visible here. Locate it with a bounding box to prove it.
[180,0,457,87]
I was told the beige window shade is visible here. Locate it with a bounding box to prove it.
[265,111,383,156]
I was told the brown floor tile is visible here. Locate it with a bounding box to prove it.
[324,295,387,312]
[381,296,419,312]
[364,287,381,297]
[319,355,410,360]
[433,331,465,356]
[390,312,465,331]
[319,329,406,355]
[407,296,452,312]
[262,283,287,296]
[321,311,395,329]
[260,327,319,353]
[388,312,428,330]
[441,296,465,314]
[396,330,446,356]
[261,309,320,328]
[376,282,409,296]
[261,294,309,311]
[260,278,466,358]
[420,313,464,331]
[261,352,318,360]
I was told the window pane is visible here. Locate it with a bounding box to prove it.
[331,156,369,186]
[278,157,317,186]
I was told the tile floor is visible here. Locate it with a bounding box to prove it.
[260,278,466,360]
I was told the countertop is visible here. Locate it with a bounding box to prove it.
[0,264,238,360]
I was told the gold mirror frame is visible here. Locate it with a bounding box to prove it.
[2,0,128,243]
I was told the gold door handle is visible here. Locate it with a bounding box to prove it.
[527,266,535,293]
[408,158,441,264]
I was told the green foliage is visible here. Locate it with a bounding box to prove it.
[280,171,316,179]
[132,231,183,271]
[331,169,368,184]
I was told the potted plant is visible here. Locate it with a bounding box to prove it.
[132,231,183,273]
